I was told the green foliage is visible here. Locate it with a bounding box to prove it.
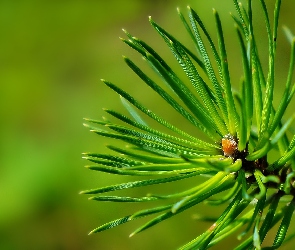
[82,0,295,248]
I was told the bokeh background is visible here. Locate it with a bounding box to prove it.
[1,0,295,249]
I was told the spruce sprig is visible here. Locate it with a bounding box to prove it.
[82,0,295,248]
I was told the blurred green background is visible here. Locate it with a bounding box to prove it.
[1,0,295,249]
